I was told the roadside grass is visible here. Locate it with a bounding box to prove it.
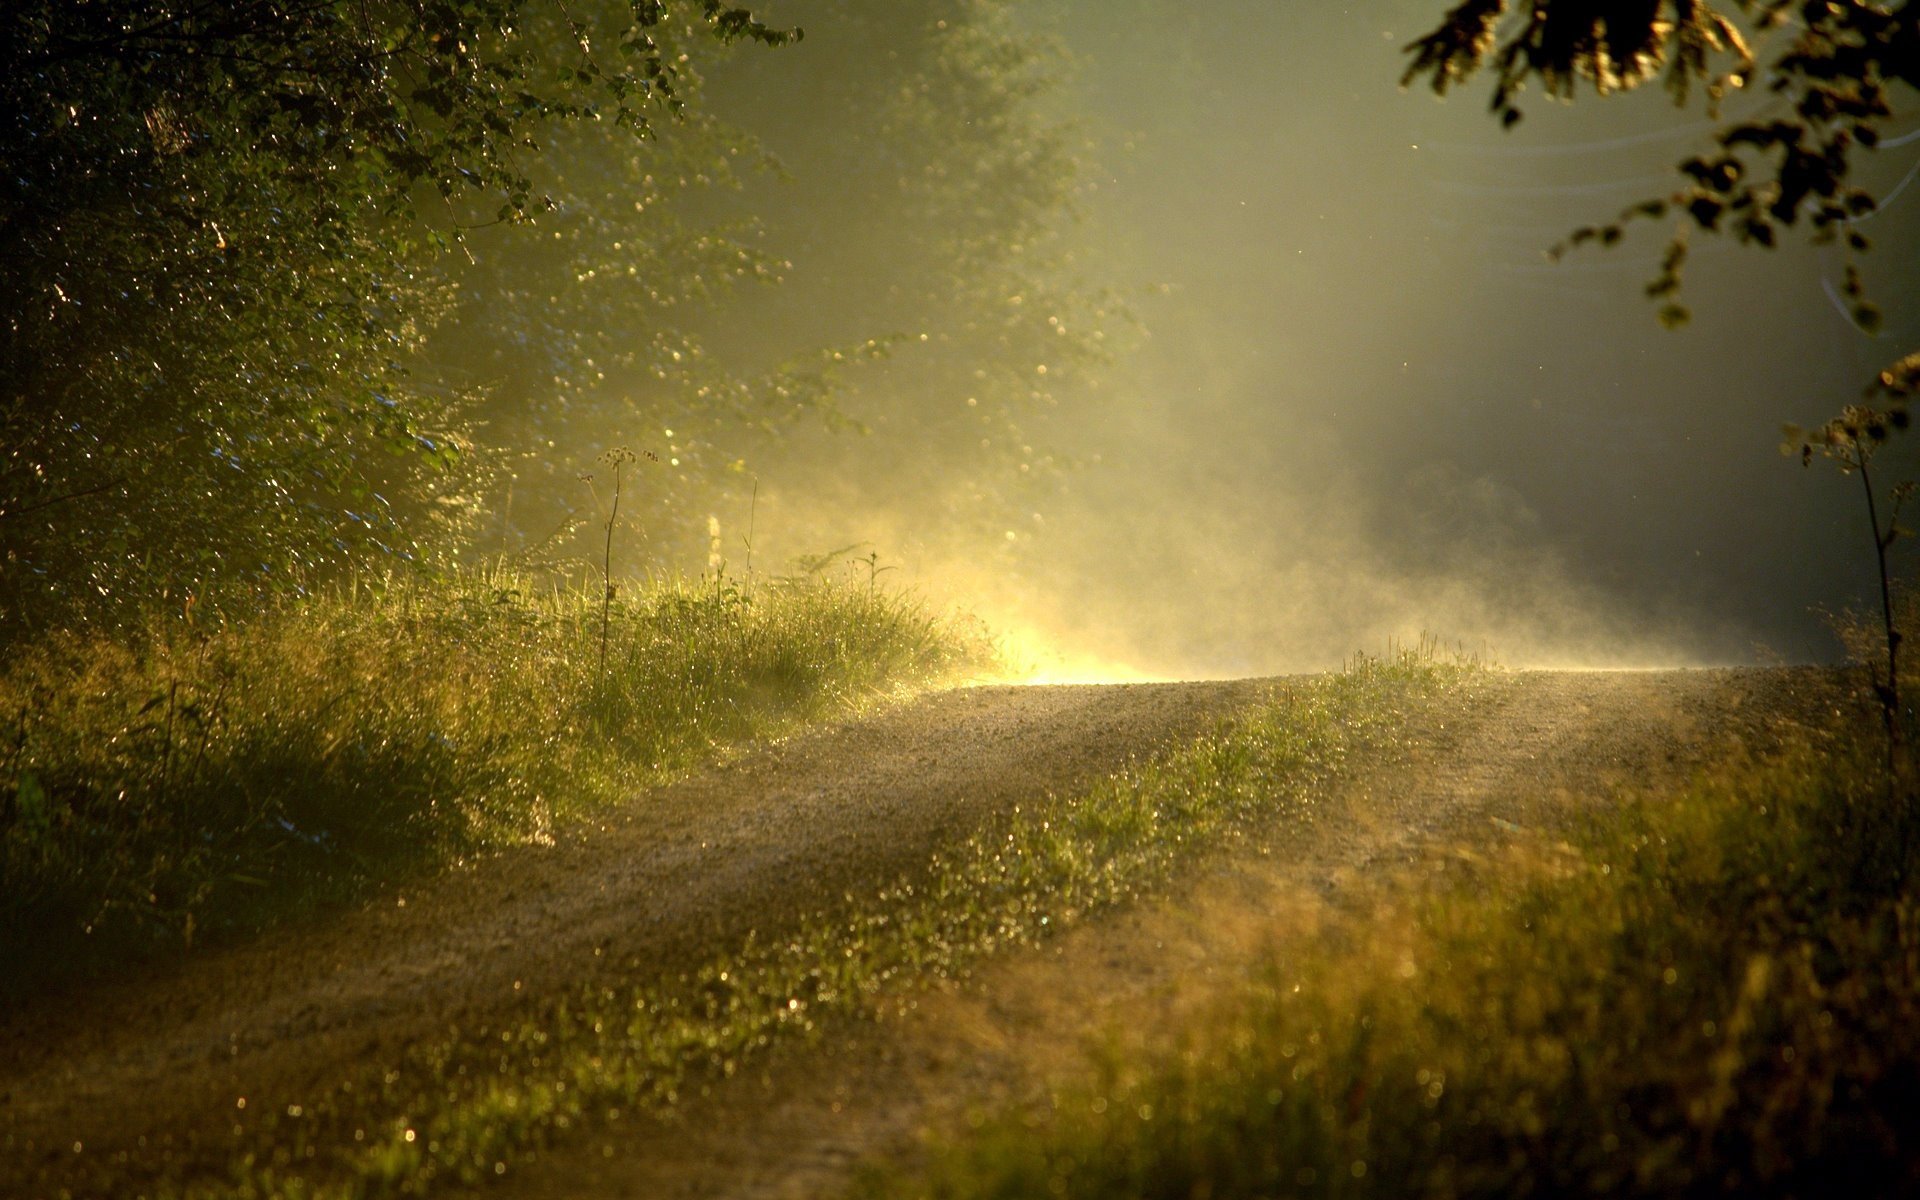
[0,567,990,989]
[29,647,1465,1199]
[872,709,1920,1197]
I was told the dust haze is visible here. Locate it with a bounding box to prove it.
[646,2,1920,679]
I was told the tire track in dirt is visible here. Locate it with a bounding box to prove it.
[465,667,1846,1200]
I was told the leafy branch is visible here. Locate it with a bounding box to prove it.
[1402,0,1917,328]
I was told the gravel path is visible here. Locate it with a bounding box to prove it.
[0,667,1847,1197]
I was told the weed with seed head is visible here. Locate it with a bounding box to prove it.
[584,446,651,684]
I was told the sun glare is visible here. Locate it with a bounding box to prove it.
[985,626,1174,686]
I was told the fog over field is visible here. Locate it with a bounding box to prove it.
[705,1,1920,679]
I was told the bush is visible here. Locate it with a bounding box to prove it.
[0,567,990,986]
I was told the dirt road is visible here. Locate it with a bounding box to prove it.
[0,667,1846,1198]
[473,666,1846,1200]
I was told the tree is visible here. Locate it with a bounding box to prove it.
[1404,1,1916,329]
[410,8,795,567]
[424,0,1121,578]
[0,1,795,636]
[685,0,1122,575]
[1403,0,1919,755]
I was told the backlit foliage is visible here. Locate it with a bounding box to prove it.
[1403,1,1918,329]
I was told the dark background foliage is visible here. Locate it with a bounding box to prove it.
[0,0,796,634]
[0,0,1108,640]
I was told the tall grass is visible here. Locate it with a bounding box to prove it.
[0,568,991,986]
[877,715,1920,1198]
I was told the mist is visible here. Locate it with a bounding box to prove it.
[602,1,1920,680]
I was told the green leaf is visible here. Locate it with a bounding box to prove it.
[14,771,51,840]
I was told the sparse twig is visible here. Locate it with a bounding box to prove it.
[793,542,867,578]
[160,679,179,810]
[592,448,639,682]
[0,477,123,521]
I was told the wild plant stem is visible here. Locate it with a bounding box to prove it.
[0,477,122,522]
[1858,457,1901,773]
[744,480,757,591]
[599,460,621,682]
[160,678,178,806]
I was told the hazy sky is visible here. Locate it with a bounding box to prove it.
[727,2,1920,677]
[982,0,1920,675]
